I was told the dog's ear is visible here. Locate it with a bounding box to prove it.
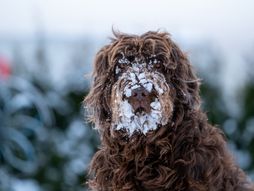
[84,45,112,126]
[169,42,201,110]
[93,46,110,85]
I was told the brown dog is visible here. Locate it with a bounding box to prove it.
[84,31,253,191]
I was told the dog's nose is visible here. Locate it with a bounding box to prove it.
[128,87,154,114]
[132,87,150,100]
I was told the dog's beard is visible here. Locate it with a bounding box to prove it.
[116,98,163,135]
[111,66,173,136]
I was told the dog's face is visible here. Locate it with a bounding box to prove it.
[85,31,200,137]
[111,43,174,136]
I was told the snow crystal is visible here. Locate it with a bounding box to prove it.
[154,83,164,95]
[139,78,147,84]
[115,66,121,74]
[150,112,160,121]
[121,100,134,118]
[143,82,153,92]
[130,72,136,79]
[124,88,132,97]
[131,84,140,90]
[150,101,161,110]
[138,73,146,80]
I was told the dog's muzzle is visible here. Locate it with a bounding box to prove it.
[111,65,172,136]
[127,86,155,115]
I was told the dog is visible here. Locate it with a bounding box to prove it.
[84,31,253,191]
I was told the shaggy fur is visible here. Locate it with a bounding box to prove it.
[84,31,254,191]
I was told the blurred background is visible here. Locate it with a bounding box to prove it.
[0,0,254,190]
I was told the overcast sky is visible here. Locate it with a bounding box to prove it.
[0,0,254,52]
[1,0,254,98]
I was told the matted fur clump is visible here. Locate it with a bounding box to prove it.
[84,31,253,191]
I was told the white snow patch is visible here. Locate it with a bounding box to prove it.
[150,101,161,110]
[115,66,121,74]
[114,59,169,136]
[121,100,134,118]
[143,82,153,92]
[122,68,165,98]
[131,84,140,90]
[154,83,164,95]
[130,72,136,81]
[118,52,130,64]
[124,88,132,97]
[138,72,146,80]
[114,98,164,136]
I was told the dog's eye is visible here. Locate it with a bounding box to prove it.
[150,58,163,70]
[118,62,128,70]
[154,63,162,69]
[127,55,135,62]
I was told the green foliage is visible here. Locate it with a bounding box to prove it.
[200,78,254,176]
[0,40,253,191]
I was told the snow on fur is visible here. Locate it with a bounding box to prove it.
[113,57,167,136]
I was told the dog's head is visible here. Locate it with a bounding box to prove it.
[85,31,200,137]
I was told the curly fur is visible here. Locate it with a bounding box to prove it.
[84,31,254,191]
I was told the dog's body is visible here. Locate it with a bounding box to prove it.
[85,31,253,191]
